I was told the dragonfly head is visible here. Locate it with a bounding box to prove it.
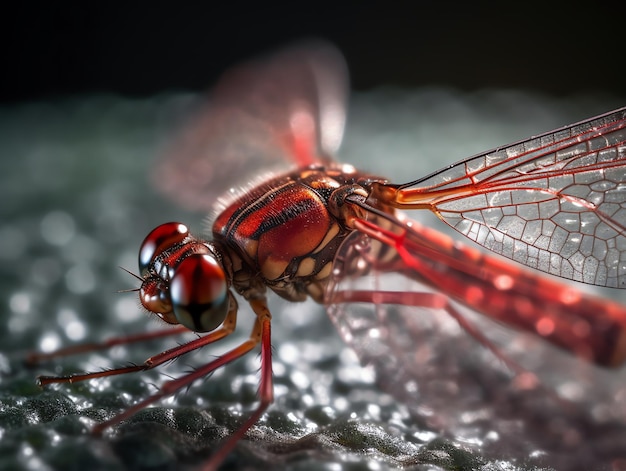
[137,222,230,333]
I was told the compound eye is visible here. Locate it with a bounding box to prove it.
[139,278,176,324]
[170,253,229,332]
[139,222,189,276]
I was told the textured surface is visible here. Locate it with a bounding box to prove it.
[1,89,625,471]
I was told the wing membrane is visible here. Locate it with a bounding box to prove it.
[396,107,626,287]
[154,41,347,212]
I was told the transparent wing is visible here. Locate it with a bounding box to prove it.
[390,107,626,287]
[325,208,626,470]
[153,40,348,212]
[328,208,626,366]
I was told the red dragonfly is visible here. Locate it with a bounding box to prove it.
[30,42,626,469]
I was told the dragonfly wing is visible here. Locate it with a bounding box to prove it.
[397,107,626,287]
[153,41,348,213]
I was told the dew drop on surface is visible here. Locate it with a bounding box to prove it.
[412,429,438,442]
[64,319,87,341]
[338,346,360,366]
[57,307,79,324]
[162,396,176,406]
[529,449,548,459]
[337,362,375,385]
[556,380,585,402]
[404,380,419,394]
[65,264,96,294]
[268,384,288,402]
[300,393,315,408]
[284,411,299,424]
[366,403,381,420]
[333,397,349,412]
[40,210,76,246]
[456,433,484,447]
[19,443,34,458]
[271,361,286,377]
[368,327,382,339]
[55,308,88,343]
[114,296,143,323]
[9,292,31,314]
[39,333,61,353]
[485,430,500,442]
[278,343,300,365]
[290,370,310,390]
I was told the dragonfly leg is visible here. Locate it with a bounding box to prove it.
[200,297,274,471]
[25,325,190,366]
[85,296,273,471]
[36,294,239,386]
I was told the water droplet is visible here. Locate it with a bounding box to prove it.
[41,210,76,246]
[65,264,96,294]
[9,292,31,313]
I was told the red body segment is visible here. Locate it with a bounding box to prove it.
[212,167,363,301]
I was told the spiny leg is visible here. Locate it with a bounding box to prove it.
[200,297,274,471]
[91,329,256,435]
[36,298,238,386]
[26,325,190,366]
[87,297,273,471]
[89,297,262,435]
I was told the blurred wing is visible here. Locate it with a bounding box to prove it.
[153,40,348,212]
[394,107,626,287]
[324,204,626,466]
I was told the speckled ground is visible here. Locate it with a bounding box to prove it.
[1,89,625,471]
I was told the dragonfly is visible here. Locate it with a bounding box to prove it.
[29,41,626,470]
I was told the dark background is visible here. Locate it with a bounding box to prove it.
[3,2,625,104]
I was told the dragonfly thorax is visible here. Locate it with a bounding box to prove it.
[212,166,373,303]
